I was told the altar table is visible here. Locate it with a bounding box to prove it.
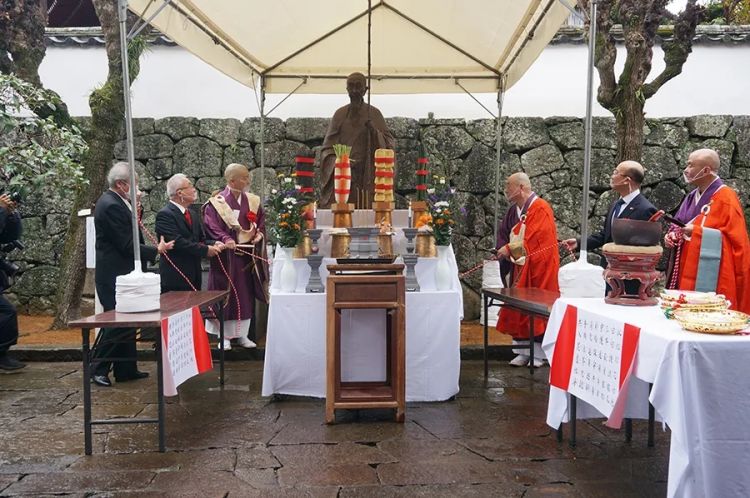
[543,297,750,498]
[262,247,463,402]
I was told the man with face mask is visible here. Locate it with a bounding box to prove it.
[319,72,395,209]
[665,149,750,313]
[495,172,560,367]
[156,174,223,293]
[202,163,269,349]
[562,161,657,274]
[91,162,174,387]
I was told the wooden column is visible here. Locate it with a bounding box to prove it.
[326,264,405,424]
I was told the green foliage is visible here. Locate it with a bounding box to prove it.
[265,173,310,248]
[703,0,750,24]
[0,73,88,195]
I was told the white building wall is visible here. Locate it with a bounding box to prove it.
[40,43,750,119]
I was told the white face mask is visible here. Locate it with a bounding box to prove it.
[683,167,712,184]
[504,186,520,203]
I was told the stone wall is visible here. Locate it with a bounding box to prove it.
[8,115,750,319]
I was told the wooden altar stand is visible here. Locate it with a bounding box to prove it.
[325,263,405,423]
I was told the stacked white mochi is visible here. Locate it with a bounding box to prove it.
[115,270,161,312]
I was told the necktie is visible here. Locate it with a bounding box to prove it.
[612,198,626,221]
[184,209,192,228]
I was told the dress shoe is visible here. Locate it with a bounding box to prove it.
[91,374,112,387]
[236,336,257,349]
[216,339,231,350]
[115,371,150,382]
[0,354,26,371]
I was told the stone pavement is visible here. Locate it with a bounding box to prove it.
[0,361,669,497]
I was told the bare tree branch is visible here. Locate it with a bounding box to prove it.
[643,0,704,99]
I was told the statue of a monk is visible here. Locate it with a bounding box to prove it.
[319,72,395,209]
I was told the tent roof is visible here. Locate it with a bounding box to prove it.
[128,0,570,95]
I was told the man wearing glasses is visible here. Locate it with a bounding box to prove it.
[563,160,657,270]
[156,173,223,293]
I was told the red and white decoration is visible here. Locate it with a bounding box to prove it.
[160,307,213,397]
[547,304,640,428]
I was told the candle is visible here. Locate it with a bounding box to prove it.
[408,203,412,227]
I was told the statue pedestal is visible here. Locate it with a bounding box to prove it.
[602,243,663,306]
[331,203,354,228]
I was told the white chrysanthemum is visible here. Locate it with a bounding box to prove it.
[435,201,450,208]
[271,189,278,194]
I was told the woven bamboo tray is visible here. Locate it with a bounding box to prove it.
[673,309,750,334]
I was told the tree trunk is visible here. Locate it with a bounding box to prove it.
[614,94,646,163]
[52,2,144,328]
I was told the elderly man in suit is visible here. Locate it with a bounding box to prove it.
[155,173,223,293]
[563,160,657,293]
[91,162,173,387]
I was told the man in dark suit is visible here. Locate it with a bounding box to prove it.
[563,160,658,292]
[155,173,223,293]
[91,162,173,387]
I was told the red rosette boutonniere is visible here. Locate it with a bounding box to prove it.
[246,211,257,224]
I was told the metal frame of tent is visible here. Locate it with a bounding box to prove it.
[116,0,599,269]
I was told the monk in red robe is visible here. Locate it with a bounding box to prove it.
[495,172,560,367]
[666,149,750,313]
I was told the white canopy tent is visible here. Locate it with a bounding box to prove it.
[117,0,593,265]
[127,0,572,95]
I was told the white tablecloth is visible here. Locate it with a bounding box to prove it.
[543,298,750,498]
[262,250,463,402]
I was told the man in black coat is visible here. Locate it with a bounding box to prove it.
[0,193,24,370]
[564,160,658,255]
[563,161,658,293]
[155,173,223,293]
[91,162,173,387]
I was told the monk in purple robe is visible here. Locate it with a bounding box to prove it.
[319,72,395,209]
[202,163,268,349]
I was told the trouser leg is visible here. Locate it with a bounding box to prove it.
[0,294,19,353]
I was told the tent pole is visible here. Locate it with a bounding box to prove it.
[493,77,506,250]
[579,0,598,259]
[118,0,141,268]
[260,75,266,203]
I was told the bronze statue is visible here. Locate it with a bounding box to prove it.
[319,72,395,209]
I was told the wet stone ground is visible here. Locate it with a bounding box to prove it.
[0,361,669,497]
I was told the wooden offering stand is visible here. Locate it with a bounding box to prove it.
[373,201,395,257]
[326,263,405,424]
[409,200,436,257]
[331,202,354,258]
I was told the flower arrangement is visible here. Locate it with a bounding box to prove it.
[265,173,308,248]
[415,175,456,246]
